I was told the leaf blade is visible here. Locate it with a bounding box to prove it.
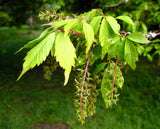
[18,32,56,80]
[116,16,134,25]
[125,39,138,69]
[106,16,120,35]
[127,33,150,44]
[83,22,94,53]
[55,33,76,85]
[90,16,103,35]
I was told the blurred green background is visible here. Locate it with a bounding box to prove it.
[0,0,160,128]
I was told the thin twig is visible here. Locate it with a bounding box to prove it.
[94,9,106,19]
[56,29,84,35]
[80,44,94,117]
[47,14,92,21]
[89,54,108,107]
[111,58,119,100]
[104,0,129,8]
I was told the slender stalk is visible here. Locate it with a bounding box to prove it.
[94,9,106,19]
[89,54,108,108]
[80,44,93,116]
[111,58,119,100]
[47,14,92,21]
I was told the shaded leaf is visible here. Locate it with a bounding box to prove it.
[116,16,134,25]
[55,33,76,85]
[108,38,125,60]
[93,62,107,75]
[125,39,138,70]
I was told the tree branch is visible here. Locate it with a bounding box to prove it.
[104,0,129,8]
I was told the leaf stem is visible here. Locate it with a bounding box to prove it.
[94,9,106,19]
[111,57,119,100]
[80,44,93,117]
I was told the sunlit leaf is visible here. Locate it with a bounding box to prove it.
[90,16,103,35]
[127,32,150,44]
[83,21,94,53]
[18,32,56,80]
[106,16,120,35]
[55,33,76,85]
[64,20,79,36]
[15,27,54,54]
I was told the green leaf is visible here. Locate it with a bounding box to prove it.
[52,19,70,29]
[90,16,103,35]
[15,27,54,54]
[101,62,124,108]
[108,38,125,60]
[83,21,94,53]
[89,45,101,65]
[55,33,76,85]
[18,32,56,80]
[93,63,107,75]
[64,20,79,36]
[127,32,150,44]
[101,41,112,59]
[116,16,134,25]
[106,16,120,35]
[125,39,138,70]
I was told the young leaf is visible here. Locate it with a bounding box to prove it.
[90,16,103,35]
[55,33,76,85]
[125,39,138,70]
[18,32,56,80]
[106,16,120,35]
[116,16,134,25]
[101,62,124,108]
[64,20,79,36]
[93,62,107,75]
[15,27,54,54]
[83,21,94,53]
[127,32,150,44]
